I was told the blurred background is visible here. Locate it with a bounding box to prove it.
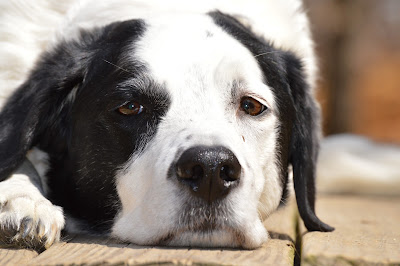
[303,0,400,144]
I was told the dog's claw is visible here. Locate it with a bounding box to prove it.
[37,222,46,238]
[21,217,34,239]
[44,223,58,249]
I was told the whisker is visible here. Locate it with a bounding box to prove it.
[253,51,279,58]
[102,59,134,75]
[280,197,288,206]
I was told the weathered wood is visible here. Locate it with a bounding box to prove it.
[0,248,38,265]
[301,195,400,266]
[27,200,297,265]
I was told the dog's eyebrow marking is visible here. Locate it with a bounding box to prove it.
[102,59,135,75]
[117,77,160,94]
[115,77,171,110]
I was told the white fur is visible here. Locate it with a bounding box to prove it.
[0,160,64,248]
[0,0,75,108]
[26,147,50,195]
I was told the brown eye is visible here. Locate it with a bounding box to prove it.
[240,97,267,116]
[118,101,144,115]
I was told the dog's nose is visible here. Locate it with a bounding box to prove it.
[175,146,241,203]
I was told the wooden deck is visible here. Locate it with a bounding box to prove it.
[1,195,399,265]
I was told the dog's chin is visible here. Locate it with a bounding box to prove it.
[155,209,269,249]
[112,213,268,249]
[158,222,268,249]
[163,228,243,248]
[113,198,269,249]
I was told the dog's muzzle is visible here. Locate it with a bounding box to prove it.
[174,146,241,203]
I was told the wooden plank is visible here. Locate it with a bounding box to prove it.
[301,195,400,266]
[29,199,298,265]
[0,248,38,265]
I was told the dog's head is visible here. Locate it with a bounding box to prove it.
[0,12,333,248]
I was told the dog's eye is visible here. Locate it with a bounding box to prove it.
[118,101,144,115]
[240,97,267,116]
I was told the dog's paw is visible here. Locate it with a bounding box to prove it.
[0,194,65,251]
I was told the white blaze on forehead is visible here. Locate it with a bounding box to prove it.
[135,14,275,110]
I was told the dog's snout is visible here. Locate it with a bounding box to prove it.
[175,146,241,203]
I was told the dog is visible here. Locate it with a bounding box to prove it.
[0,0,334,251]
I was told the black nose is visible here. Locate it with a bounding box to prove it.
[175,146,241,203]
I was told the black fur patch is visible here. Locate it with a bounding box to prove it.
[0,19,171,232]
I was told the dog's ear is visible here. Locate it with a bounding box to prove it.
[285,53,334,232]
[0,43,86,181]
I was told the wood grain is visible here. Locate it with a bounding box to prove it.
[301,195,400,265]
[0,248,38,265]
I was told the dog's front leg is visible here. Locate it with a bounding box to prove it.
[0,159,64,251]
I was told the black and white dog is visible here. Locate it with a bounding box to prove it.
[0,0,333,250]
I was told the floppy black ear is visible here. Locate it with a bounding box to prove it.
[285,53,334,232]
[0,44,85,181]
